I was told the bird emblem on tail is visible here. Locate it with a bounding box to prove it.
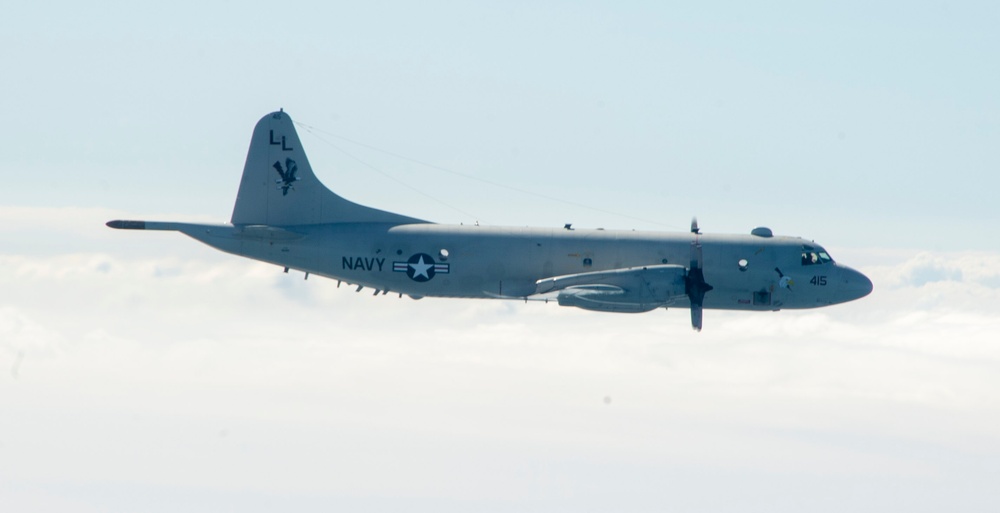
[273,158,299,196]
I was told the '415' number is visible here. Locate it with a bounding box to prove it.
[810,276,827,286]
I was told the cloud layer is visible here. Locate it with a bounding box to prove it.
[2,208,999,512]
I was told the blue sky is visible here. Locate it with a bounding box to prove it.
[4,1,999,247]
[2,2,1000,512]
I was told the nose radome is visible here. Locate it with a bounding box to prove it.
[839,265,873,301]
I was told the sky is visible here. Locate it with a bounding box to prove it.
[2,1,1000,512]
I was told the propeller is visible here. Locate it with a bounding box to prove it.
[684,218,714,331]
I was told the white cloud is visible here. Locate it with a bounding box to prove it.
[866,250,1000,289]
[0,307,64,361]
[2,214,1000,512]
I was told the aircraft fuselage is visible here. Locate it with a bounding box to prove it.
[177,222,871,311]
[108,110,872,329]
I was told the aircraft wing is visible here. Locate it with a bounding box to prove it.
[534,264,688,313]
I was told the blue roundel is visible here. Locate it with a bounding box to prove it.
[405,253,437,282]
[392,253,451,282]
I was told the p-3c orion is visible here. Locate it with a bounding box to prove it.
[107,110,873,331]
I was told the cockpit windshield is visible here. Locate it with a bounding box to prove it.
[801,245,833,266]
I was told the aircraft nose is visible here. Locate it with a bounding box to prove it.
[837,264,873,302]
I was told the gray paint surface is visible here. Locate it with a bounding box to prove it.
[109,111,872,329]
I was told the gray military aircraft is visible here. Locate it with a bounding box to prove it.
[107,110,872,330]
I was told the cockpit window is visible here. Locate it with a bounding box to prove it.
[801,247,833,266]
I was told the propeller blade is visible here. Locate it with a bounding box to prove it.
[690,304,704,332]
[690,217,700,234]
[690,238,701,270]
[685,232,713,331]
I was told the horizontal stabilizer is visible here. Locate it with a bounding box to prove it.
[106,220,147,230]
[105,220,186,231]
[106,220,234,234]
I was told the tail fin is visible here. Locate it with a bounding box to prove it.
[230,111,426,226]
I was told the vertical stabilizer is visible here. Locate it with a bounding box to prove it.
[230,111,426,226]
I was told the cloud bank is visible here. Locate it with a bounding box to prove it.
[1,207,998,513]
